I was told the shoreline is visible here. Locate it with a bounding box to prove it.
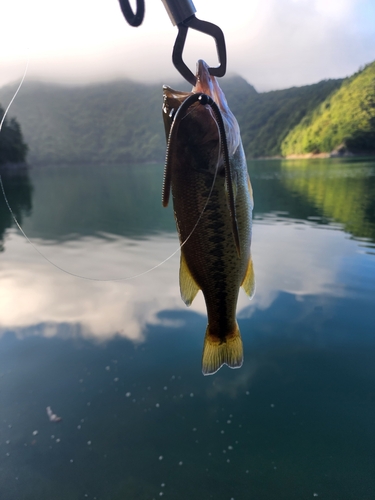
[250,152,375,161]
[2,153,375,168]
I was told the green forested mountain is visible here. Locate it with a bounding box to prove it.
[0,62,373,164]
[235,79,342,158]
[282,61,375,156]
[0,105,28,165]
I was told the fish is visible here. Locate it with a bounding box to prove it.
[162,60,255,375]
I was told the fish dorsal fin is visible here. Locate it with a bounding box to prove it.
[179,251,200,306]
[241,257,255,299]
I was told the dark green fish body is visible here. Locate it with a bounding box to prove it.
[162,61,255,375]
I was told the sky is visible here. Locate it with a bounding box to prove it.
[1,0,375,92]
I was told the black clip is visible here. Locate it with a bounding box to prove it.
[118,0,145,27]
[172,16,227,86]
[119,0,227,86]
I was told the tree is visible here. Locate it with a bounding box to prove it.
[0,105,28,165]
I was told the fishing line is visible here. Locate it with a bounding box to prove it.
[0,59,29,132]
[0,76,224,282]
[0,169,218,282]
[0,153,219,282]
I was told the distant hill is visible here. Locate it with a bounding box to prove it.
[282,61,375,156]
[0,77,258,165]
[0,80,166,165]
[1,65,371,164]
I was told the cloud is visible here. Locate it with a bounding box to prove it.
[228,0,375,90]
[237,220,348,317]
[1,0,374,90]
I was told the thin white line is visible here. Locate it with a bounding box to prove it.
[0,68,219,281]
[0,165,218,281]
[0,60,29,132]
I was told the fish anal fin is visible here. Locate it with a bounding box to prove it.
[241,257,255,299]
[179,252,200,306]
[202,323,243,376]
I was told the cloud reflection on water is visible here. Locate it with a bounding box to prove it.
[0,230,183,341]
[0,221,356,342]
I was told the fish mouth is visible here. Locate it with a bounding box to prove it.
[193,59,228,113]
[163,59,226,109]
[162,60,240,156]
[162,60,226,121]
[194,60,212,96]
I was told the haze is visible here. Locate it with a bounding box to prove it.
[1,0,375,91]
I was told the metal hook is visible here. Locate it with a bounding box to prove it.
[172,16,227,86]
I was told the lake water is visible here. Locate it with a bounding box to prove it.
[0,158,374,500]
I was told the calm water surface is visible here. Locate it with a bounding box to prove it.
[0,158,374,500]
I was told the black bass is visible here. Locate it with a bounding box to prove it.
[162,60,255,375]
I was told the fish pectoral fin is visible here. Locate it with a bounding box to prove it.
[241,257,255,299]
[179,252,200,306]
[202,323,243,376]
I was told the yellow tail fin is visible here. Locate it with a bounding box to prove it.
[202,323,243,376]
